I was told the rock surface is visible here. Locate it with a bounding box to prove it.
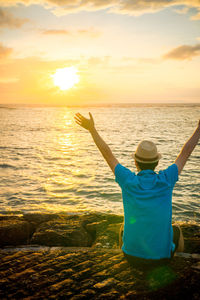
[31,217,92,247]
[0,213,199,253]
[0,213,199,299]
[0,219,33,247]
[0,213,124,248]
[0,247,199,299]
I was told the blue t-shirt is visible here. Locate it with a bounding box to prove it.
[115,163,179,260]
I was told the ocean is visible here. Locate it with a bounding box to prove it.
[0,104,200,222]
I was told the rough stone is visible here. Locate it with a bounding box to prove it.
[31,218,92,247]
[0,214,199,299]
[23,213,59,224]
[93,278,118,289]
[191,262,200,270]
[0,213,199,253]
[0,247,199,299]
[0,219,33,247]
[93,222,122,248]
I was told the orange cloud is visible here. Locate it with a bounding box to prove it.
[0,8,28,28]
[0,43,13,58]
[42,29,70,35]
[163,44,200,60]
[77,28,101,38]
[173,6,190,15]
[191,11,200,20]
[1,0,200,19]
[41,27,101,38]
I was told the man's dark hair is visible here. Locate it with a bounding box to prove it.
[136,161,158,171]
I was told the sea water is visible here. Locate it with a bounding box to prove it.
[0,104,199,222]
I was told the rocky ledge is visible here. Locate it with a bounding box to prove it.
[0,212,124,249]
[0,213,200,299]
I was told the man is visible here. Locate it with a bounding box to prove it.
[75,112,200,263]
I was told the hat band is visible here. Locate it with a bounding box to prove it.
[135,153,159,162]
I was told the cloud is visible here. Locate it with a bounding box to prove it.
[42,29,70,35]
[0,77,19,83]
[88,56,110,66]
[41,27,101,38]
[190,11,200,20]
[77,28,101,38]
[0,43,13,58]
[173,6,190,15]
[1,0,200,18]
[163,43,200,60]
[0,8,28,28]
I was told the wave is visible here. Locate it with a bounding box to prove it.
[44,156,62,161]
[0,146,32,150]
[0,163,17,169]
[0,106,16,110]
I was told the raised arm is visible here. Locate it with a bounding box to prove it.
[175,120,200,175]
[74,112,119,174]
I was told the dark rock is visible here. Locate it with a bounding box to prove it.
[179,223,200,253]
[0,246,200,299]
[93,278,118,289]
[0,219,33,247]
[0,212,199,253]
[31,218,92,247]
[81,213,123,248]
[92,222,122,249]
[23,213,59,224]
[0,215,22,221]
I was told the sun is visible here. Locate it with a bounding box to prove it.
[52,67,79,90]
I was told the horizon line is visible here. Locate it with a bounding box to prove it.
[0,102,200,108]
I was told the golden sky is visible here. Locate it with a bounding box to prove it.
[0,1,200,105]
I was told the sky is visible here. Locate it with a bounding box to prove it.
[0,0,200,105]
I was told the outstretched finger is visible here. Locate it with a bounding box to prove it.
[89,112,94,122]
[75,119,82,126]
[76,113,84,119]
[74,116,82,123]
[74,115,82,122]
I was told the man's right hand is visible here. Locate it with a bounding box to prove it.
[74,112,95,132]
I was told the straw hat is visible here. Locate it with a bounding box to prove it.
[133,140,161,163]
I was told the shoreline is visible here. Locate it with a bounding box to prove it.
[0,212,199,252]
[0,210,198,226]
[0,212,124,249]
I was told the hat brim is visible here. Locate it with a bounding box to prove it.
[132,153,162,163]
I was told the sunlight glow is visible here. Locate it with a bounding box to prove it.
[52,67,79,90]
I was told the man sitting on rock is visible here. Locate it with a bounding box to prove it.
[75,113,200,264]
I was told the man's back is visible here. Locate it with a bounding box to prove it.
[115,163,179,259]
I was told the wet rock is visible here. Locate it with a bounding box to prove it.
[23,213,59,224]
[191,262,200,270]
[0,245,200,299]
[0,215,22,221]
[81,213,123,248]
[31,218,92,247]
[93,278,117,289]
[0,213,199,253]
[180,224,200,253]
[192,254,200,259]
[0,219,33,247]
[92,222,122,249]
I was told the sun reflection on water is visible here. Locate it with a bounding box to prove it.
[1,106,200,220]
